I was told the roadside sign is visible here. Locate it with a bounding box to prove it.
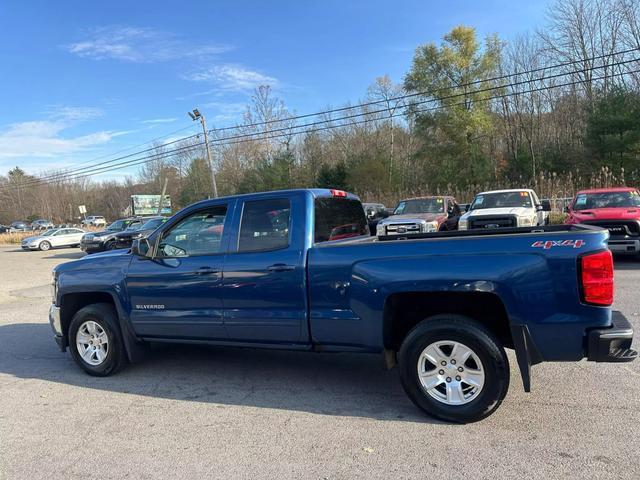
[131,195,172,215]
[78,205,87,214]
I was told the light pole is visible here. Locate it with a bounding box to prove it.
[188,108,218,198]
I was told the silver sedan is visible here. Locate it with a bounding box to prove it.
[21,228,87,251]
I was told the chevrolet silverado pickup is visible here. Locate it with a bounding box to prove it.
[49,189,636,423]
[565,187,640,257]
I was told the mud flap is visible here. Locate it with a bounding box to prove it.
[510,324,543,392]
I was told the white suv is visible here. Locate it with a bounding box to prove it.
[459,189,550,230]
[82,216,107,227]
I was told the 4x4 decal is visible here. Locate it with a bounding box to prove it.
[532,239,585,249]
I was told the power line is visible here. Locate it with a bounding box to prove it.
[4,65,635,193]
[2,53,638,191]
[13,47,639,186]
[153,46,640,136]
[2,62,636,192]
[55,123,201,170]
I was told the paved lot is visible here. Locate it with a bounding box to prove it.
[0,246,639,479]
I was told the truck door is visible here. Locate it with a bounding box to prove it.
[125,203,232,340]
[221,195,308,344]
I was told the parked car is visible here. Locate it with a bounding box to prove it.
[376,196,462,237]
[9,221,29,232]
[458,189,550,230]
[49,188,636,423]
[0,224,8,234]
[21,227,86,251]
[564,187,640,257]
[80,218,144,253]
[362,202,389,235]
[31,219,54,231]
[82,216,107,227]
[114,216,168,249]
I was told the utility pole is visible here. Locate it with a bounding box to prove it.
[157,177,168,216]
[188,108,218,198]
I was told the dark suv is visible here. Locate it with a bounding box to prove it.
[80,218,144,253]
[114,216,168,249]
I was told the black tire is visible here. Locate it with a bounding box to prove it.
[105,240,117,250]
[398,314,510,423]
[68,303,127,376]
[39,241,51,251]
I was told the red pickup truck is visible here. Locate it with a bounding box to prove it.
[565,187,640,256]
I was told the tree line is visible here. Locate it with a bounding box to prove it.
[2,0,640,224]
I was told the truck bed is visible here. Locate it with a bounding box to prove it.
[307,223,611,361]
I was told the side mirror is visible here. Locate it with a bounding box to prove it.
[131,237,151,258]
[541,200,552,212]
[464,204,470,212]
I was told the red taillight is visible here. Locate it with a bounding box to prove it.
[330,189,347,197]
[580,250,614,306]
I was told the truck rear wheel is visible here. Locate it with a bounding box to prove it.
[398,314,509,423]
[68,303,126,376]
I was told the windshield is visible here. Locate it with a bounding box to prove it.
[573,191,640,210]
[394,198,445,215]
[107,220,125,231]
[124,222,144,231]
[471,191,533,210]
[141,218,165,230]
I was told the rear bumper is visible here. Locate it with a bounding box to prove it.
[587,311,637,362]
[608,238,640,255]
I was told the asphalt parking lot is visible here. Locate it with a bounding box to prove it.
[0,246,639,479]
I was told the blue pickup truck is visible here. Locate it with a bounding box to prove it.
[49,189,636,422]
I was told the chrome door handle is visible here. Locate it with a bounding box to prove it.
[267,264,295,272]
[194,267,220,275]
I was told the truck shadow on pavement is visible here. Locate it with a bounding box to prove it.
[0,322,437,424]
[43,250,86,260]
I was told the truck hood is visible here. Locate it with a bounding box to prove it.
[84,229,119,239]
[54,248,131,275]
[463,207,533,219]
[570,208,640,221]
[115,229,152,239]
[382,213,447,224]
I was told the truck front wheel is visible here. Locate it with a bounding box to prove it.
[398,314,509,423]
[68,303,127,376]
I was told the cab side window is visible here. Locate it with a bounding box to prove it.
[157,205,228,257]
[238,198,291,253]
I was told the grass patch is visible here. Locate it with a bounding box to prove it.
[549,212,568,225]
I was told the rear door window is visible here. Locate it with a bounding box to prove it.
[314,197,368,243]
[238,198,291,253]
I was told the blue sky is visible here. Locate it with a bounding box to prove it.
[0,0,550,179]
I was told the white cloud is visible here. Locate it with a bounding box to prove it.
[67,26,231,63]
[46,105,104,122]
[0,108,117,159]
[141,117,177,124]
[184,64,279,91]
